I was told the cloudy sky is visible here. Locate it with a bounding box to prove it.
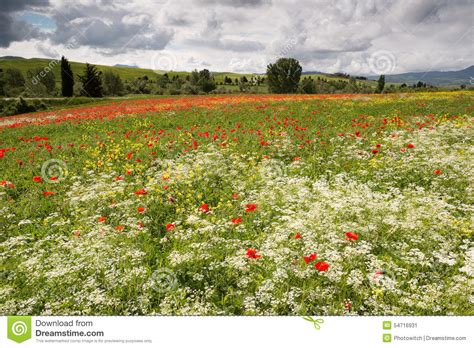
[0,0,472,74]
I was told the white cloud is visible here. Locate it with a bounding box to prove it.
[0,0,472,74]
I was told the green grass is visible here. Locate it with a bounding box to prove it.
[0,57,160,84]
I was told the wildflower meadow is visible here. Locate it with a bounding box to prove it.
[0,92,472,315]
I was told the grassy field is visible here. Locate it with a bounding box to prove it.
[0,57,159,84]
[0,92,472,315]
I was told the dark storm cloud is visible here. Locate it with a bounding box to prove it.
[1,0,49,12]
[0,0,49,47]
[48,3,173,53]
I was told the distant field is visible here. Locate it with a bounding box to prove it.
[0,57,160,84]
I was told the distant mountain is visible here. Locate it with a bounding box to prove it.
[302,70,325,75]
[0,56,26,60]
[114,64,139,68]
[368,65,474,86]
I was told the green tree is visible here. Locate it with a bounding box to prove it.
[300,77,315,94]
[4,68,25,88]
[238,76,249,92]
[103,71,125,96]
[266,58,302,93]
[27,67,56,94]
[61,56,74,97]
[198,69,216,92]
[78,63,103,98]
[0,69,5,96]
[376,74,385,93]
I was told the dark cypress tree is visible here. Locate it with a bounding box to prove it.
[78,63,103,98]
[61,56,74,97]
[376,74,385,93]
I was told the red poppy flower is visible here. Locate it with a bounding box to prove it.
[434,169,442,175]
[134,189,148,195]
[232,193,239,200]
[407,143,415,149]
[137,207,145,213]
[166,223,176,231]
[33,176,42,183]
[115,225,125,231]
[246,248,261,259]
[42,191,55,197]
[231,217,243,225]
[114,176,123,182]
[98,216,107,222]
[199,203,210,213]
[315,261,330,272]
[372,149,379,155]
[303,253,317,264]
[375,144,381,148]
[245,203,257,213]
[50,176,58,181]
[345,232,359,241]
[294,233,301,239]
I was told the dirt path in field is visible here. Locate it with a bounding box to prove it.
[0,94,383,129]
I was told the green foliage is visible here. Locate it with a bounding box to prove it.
[78,63,104,98]
[0,68,5,96]
[186,69,217,93]
[103,71,125,96]
[61,56,74,97]
[25,66,56,97]
[376,74,385,93]
[238,76,249,92]
[4,68,25,87]
[267,58,302,93]
[299,77,315,94]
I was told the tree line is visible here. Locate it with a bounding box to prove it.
[0,56,458,99]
